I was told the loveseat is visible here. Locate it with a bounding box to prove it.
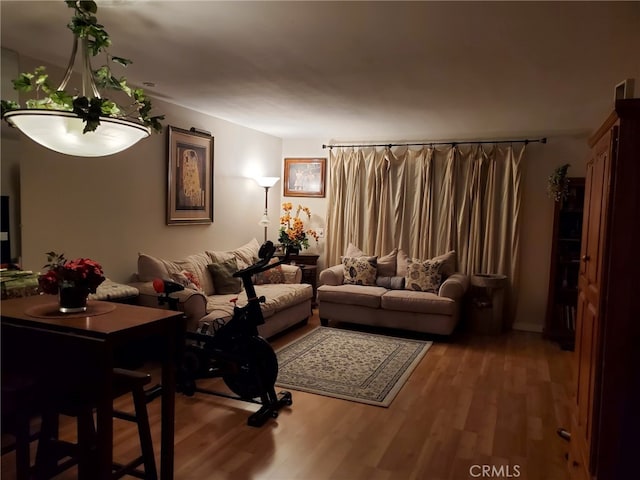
[317,244,469,336]
[129,239,313,339]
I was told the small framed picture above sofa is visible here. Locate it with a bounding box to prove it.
[283,158,326,198]
[167,126,214,225]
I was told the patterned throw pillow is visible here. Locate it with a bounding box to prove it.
[343,256,378,285]
[170,270,203,291]
[405,258,444,293]
[254,259,285,285]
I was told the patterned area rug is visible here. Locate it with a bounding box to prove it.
[275,327,432,407]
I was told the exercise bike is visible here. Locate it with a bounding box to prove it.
[156,241,292,427]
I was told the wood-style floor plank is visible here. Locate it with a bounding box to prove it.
[1,311,572,479]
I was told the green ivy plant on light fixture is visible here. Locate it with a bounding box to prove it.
[1,0,164,157]
[547,163,571,202]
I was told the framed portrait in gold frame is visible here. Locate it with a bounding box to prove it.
[283,157,326,197]
[167,126,214,225]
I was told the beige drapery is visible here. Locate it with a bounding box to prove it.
[325,144,524,326]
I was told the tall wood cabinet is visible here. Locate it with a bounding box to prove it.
[566,99,640,480]
[544,177,585,350]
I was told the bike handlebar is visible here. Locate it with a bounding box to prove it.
[233,241,291,278]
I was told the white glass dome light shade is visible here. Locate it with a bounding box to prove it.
[255,176,280,188]
[4,109,150,157]
[258,213,270,227]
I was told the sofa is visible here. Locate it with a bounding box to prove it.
[317,244,469,336]
[129,239,313,339]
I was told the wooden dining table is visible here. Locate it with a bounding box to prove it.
[1,294,185,480]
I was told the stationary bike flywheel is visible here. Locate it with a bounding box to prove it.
[223,336,278,400]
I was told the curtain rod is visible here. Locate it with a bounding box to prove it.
[322,137,547,149]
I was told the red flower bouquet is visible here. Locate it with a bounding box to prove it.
[38,251,105,295]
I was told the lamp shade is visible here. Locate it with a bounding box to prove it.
[258,214,270,227]
[255,176,280,188]
[4,109,150,157]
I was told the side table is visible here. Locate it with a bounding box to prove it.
[299,265,318,307]
[468,273,508,334]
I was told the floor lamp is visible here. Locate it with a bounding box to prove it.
[255,177,280,242]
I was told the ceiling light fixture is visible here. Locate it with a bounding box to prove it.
[1,0,163,157]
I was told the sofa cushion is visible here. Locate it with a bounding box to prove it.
[207,257,242,294]
[396,249,411,277]
[343,256,378,285]
[207,238,260,270]
[405,258,443,293]
[181,252,216,295]
[204,283,312,320]
[381,289,456,315]
[344,242,366,258]
[433,250,456,278]
[317,284,387,308]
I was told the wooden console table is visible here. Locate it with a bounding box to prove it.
[1,295,184,479]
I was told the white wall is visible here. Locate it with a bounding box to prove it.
[280,140,329,270]
[516,135,588,332]
[2,52,283,282]
[283,135,590,333]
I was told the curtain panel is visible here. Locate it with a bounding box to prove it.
[325,144,524,326]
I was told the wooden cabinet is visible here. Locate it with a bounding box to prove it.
[544,177,585,350]
[568,99,640,480]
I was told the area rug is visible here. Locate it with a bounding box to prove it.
[275,327,432,407]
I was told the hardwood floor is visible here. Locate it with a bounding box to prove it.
[1,311,572,479]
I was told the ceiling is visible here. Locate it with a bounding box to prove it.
[1,1,639,141]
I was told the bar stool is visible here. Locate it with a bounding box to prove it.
[34,368,160,480]
[1,372,42,480]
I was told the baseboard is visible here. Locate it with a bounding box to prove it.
[512,322,544,333]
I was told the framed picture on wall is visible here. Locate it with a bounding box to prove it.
[283,157,326,197]
[167,126,214,225]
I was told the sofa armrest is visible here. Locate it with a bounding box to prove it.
[319,264,344,286]
[129,281,207,323]
[438,273,469,300]
[280,264,302,283]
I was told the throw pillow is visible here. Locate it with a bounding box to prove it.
[396,249,411,277]
[137,253,170,282]
[375,276,405,290]
[343,256,378,286]
[170,270,203,291]
[405,258,444,293]
[432,250,456,278]
[207,257,242,294]
[396,249,456,279]
[254,259,285,285]
[343,244,397,277]
[344,242,366,258]
[377,248,398,277]
[232,238,261,269]
[207,238,261,271]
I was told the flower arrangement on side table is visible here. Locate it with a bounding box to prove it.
[38,251,105,313]
[278,203,319,254]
